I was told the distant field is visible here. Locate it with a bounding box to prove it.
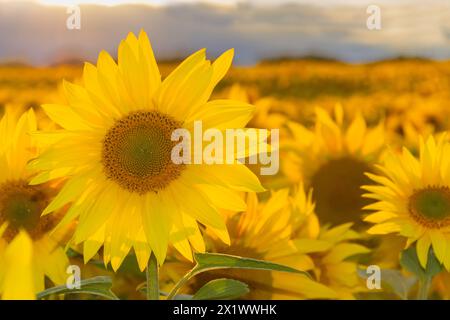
[2,58,450,132]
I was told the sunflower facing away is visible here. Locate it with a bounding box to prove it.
[289,185,370,299]
[162,188,337,300]
[162,184,368,299]
[363,134,450,270]
[30,31,264,272]
[283,104,385,226]
[307,223,369,299]
[0,109,69,299]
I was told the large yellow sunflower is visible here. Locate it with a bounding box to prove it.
[363,134,450,270]
[0,109,69,299]
[30,31,264,272]
[283,104,385,226]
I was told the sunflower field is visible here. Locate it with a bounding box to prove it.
[2,31,450,301]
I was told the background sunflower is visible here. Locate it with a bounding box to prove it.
[0,109,69,299]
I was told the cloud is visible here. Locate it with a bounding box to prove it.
[0,1,449,65]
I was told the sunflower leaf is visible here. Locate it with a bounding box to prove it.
[166,253,310,300]
[192,278,249,300]
[193,252,309,276]
[37,276,119,300]
[400,246,443,280]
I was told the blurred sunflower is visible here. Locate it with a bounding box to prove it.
[163,184,368,299]
[433,271,450,299]
[283,104,385,226]
[290,184,369,299]
[163,189,337,299]
[385,96,448,139]
[227,84,289,130]
[0,109,69,299]
[225,84,291,190]
[30,30,264,271]
[386,111,436,156]
[363,134,450,270]
[308,223,369,299]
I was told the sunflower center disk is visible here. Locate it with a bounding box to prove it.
[310,157,372,226]
[409,186,450,228]
[0,180,55,242]
[102,111,183,194]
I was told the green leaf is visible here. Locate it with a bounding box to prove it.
[400,246,443,280]
[400,247,424,278]
[65,247,82,258]
[194,253,309,276]
[37,276,119,300]
[166,252,310,300]
[192,279,249,300]
[424,250,443,278]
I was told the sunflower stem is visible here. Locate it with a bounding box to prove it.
[167,268,197,300]
[146,253,159,300]
[417,275,432,300]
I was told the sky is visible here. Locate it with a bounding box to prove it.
[0,0,449,65]
[1,0,418,6]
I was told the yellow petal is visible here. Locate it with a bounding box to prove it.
[172,181,226,230]
[197,184,246,212]
[74,183,118,243]
[42,104,93,131]
[142,193,173,264]
[367,222,401,235]
[210,48,234,90]
[185,164,265,192]
[156,48,206,115]
[133,229,152,272]
[138,30,161,96]
[416,235,431,269]
[345,113,366,153]
[291,239,332,254]
[186,100,255,130]
[42,170,94,215]
[2,231,35,300]
[430,231,447,264]
[83,225,105,264]
[323,243,370,264]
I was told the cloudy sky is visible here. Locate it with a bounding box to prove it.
[1,0,449,65]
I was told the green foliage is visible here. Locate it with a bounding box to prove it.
[400,246,442,280]
[194,252,308,275]
[165,252,310,300]
[192,279,249,300]
[37,276,118,300]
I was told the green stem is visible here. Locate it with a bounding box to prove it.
[417,276,432,300]
[166,268,197,300]
[146,253,159,300]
